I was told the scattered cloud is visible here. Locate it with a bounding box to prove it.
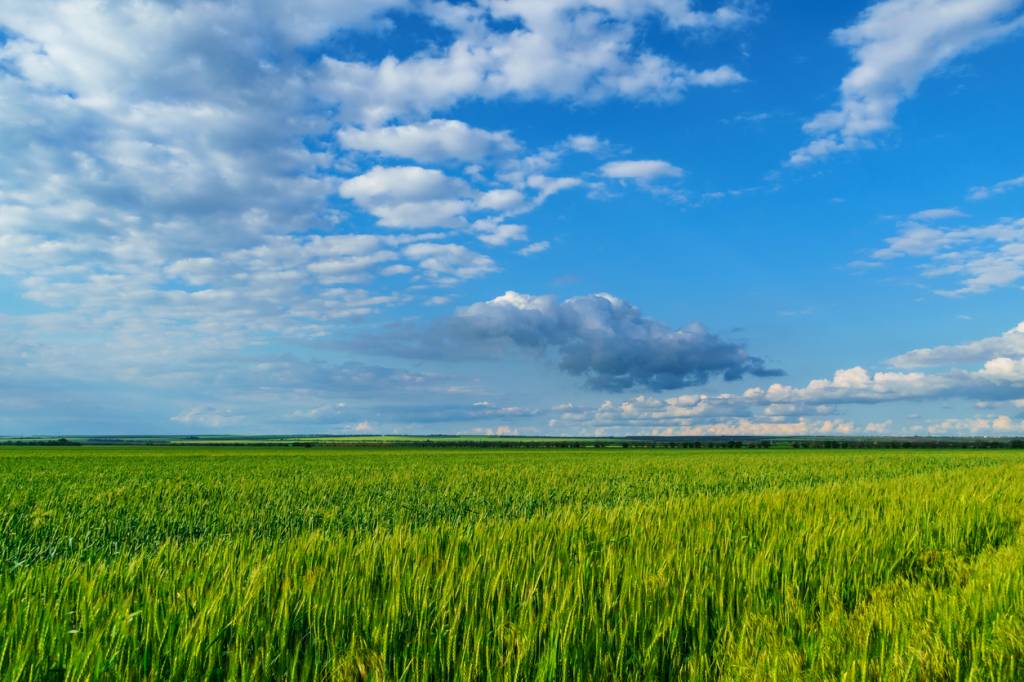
[600,160,684,181]
[890,321,1024,367]
[320,1,750,124]
[909,207,966,221]
[471,220,528,246]
[0,0,741,434]
[969,174,1024,200]
[790,0,1024,165]
[565,135,607,153]
[868,216,1024,295]
[338,165,473,228]
[403,243,497,282]
[6,0,1017,438]
[172,406,242,429]
[477,189,527,212]
[338,119,520,164]
[518,241,551,256]
[559,353,1024,435]
[728,112,772,123]
[370,291,782,391]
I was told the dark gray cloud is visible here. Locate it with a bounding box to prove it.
[366,291,782,391]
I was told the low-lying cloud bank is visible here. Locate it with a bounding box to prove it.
[549,320,1024,436]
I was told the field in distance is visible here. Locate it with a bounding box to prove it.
[4,445,1024,680]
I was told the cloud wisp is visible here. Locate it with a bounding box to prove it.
[790,0,1024,165]
[969,174,1024,200]
[890,322,1024,367]
[867,216,1024,295]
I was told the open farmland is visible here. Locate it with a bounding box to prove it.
[4,446,1024,680]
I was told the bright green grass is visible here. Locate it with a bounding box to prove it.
[3,447,1024,680]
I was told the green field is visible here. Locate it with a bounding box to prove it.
[4,446,1024,680]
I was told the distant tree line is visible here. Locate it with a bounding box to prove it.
[6,437,1024,449]
[6,438,80,446]
[279,438,1024,450]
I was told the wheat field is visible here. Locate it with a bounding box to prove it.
[3,446,1024,680]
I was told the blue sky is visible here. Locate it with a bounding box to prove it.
[2,0,1024,436]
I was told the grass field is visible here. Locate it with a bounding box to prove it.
[3,446,1024,680]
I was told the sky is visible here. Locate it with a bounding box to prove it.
[1,0,1024,437]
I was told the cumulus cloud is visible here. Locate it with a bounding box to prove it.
[0,0,685,318]
[338,165,473,228]
[320,1,749,124]
[0,0,759,434]
[476,189,527,212]
[375,291,782,391]
[923,415,1024,434]
[338,119,520,163]
[738,361,1024,405]
[336,164,583,233]
[342,163,473,202]
[576,360,1024,434]
[545,320,1024,436]
[403,243,497,282]
[790,0,1024,165]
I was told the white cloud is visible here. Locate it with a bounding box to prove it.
[320,1,749,125]
[471,220,528,246]
[865,420,894,433]
[381,263,413,276]
[477,188,527,212]
[171,405,242,429]
[339,165,470,204]
[924,415,1022,434]
[370,199,473,229]
[869,217,1024,295]
[993,415,1018,430]
[256,1,410,45]
[790,0,1024,165]
[525,175,584,201]
[517,241,550,256]
[729,112,772,123]
[307,251,400,285]
[565,135,605,153]
[600,159,684,181]
[338,119,520,163]
[403,243,497,281]
[335,163,584,231]
[338,165,473,228]
[909,207,966,221]
[969,174,1024,200]
[890,322,1024,367]
[581,359,1024,434]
